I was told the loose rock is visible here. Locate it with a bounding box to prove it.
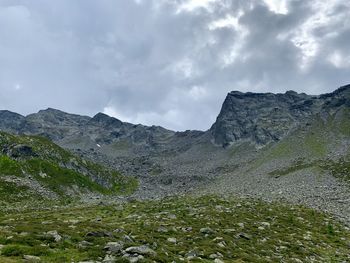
[125,245,157,256]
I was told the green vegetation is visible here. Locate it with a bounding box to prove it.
[0,131,138,199]
[268,154,350,183]
[25,159,112,195]
[321,155,350,182]
[0,181,41,204]
[0,156,22,177]
[268,159,318,178]
[0,195,349,262]
[267,116,328,160]
[249,111,350,176]
[330,107,350,136]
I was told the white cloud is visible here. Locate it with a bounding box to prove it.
[262,0,289,14]
[328,52,350,68]
[290,0,347,70]
[177,0,217,12]
[188,86,208,101]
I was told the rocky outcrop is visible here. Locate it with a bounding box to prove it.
[0,110,24,133]
[210,84,350,147]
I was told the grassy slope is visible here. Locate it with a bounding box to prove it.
[0,132,138,201]
[0,195,349,262]
[249,107,350,180]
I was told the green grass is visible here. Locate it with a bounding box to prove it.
[0,195,349,262]
[331,107,350,136]
[0,181,42,204]
[268,160,318,178]
[24,158,112,195]
[0,131,138,200]
[0,156,22,177]
[248,112,349,175]
[320,155,350,182]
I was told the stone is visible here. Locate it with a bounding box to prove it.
[86,231,111,237]
[46,230,62,242]
[167,237,177,244]
[122,234,134,243]
[104,241,124,255]
[125,245,157,256]
[217,241,226,248]
[237,223,244,228]
[237,233,252,240]
[103,254,116,263]
[185,250,197,258]
[200,227,215,234]
[168,214,177,219]
[10,144,37,158]
[181,226,193,232]
[78,240,93,249]
[157,226,168,233]
[261,222,271,227]
[23,255,41,262]
[123,254,144,263]
[67,219,79,224]
[214,259,225,263]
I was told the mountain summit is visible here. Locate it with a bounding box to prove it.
[210,84,350,147]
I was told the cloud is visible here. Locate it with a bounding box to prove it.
[0,0,349,131]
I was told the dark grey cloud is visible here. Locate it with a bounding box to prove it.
[0,0,349,130]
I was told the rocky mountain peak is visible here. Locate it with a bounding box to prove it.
[0,110,24,121]
[210,89,324,147]
[38,107,65,114]
[91,112,123,128]
[0,110,25,133]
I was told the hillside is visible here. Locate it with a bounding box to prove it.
[0,131,138,208]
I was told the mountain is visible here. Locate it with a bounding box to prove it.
[0,84,349,218]
[3,85,349,151]
[0,85,350,263]
[210,84,350,147]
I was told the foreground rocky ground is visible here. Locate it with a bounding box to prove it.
[0,195,349,263]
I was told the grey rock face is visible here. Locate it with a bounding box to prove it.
[104,241,124,255]
[210,85,350,147]
[0,110,24,133]
[6,144,37,159]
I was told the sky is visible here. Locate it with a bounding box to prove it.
[0,0,349,131]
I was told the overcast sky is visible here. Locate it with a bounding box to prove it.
[0,0,349,131]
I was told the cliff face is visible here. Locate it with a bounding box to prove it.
[210,84,350,147]
[0,110,25,133]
